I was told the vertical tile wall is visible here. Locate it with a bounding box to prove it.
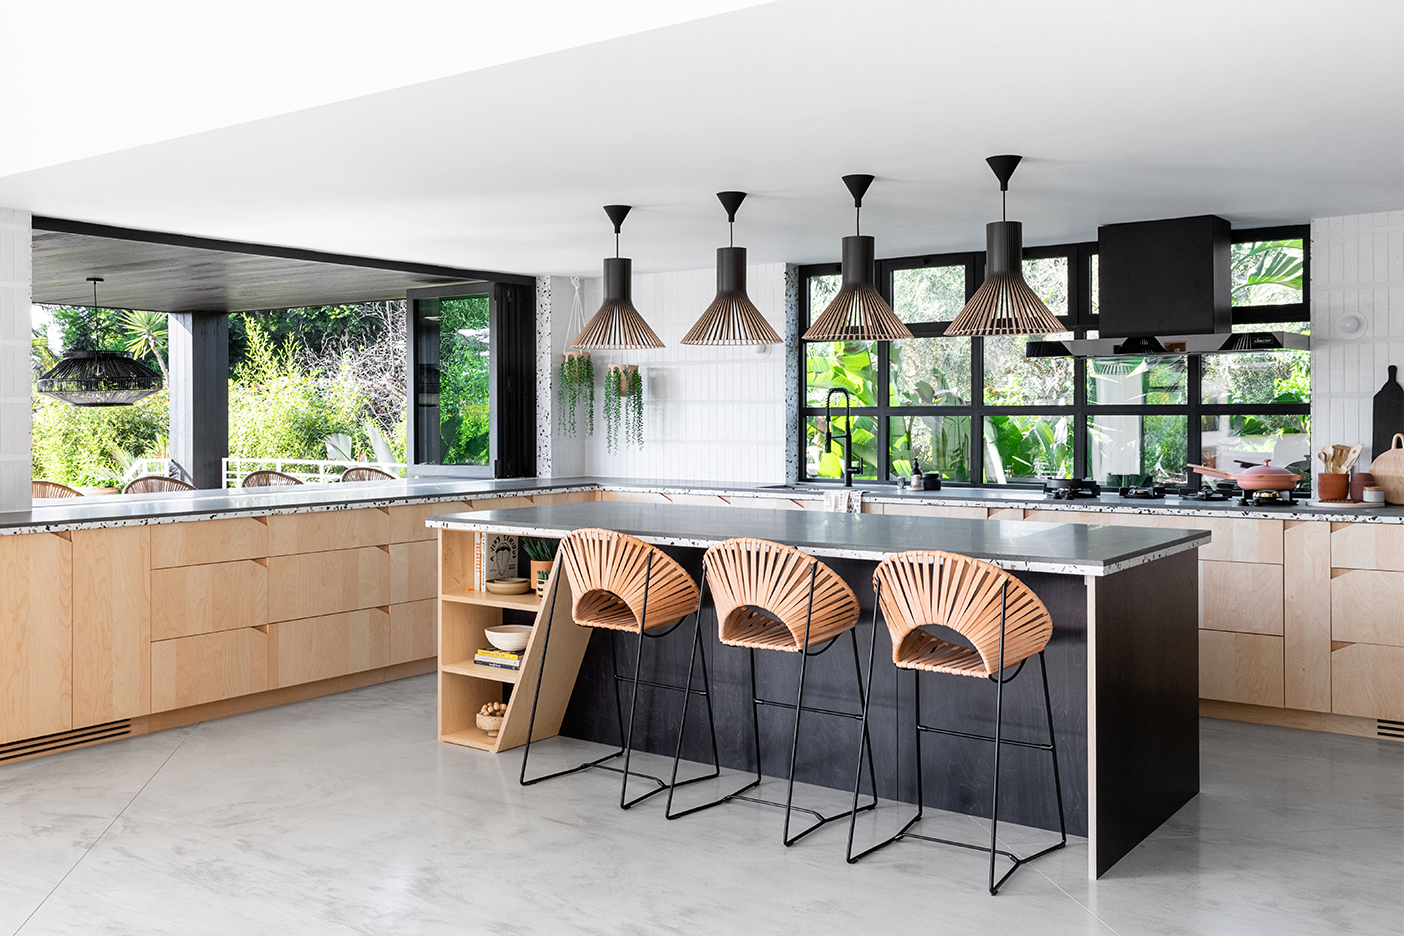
[549,264,788,482]
[1311,211,1404,474]
[0,208,31,511]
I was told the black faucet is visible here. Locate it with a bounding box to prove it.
[823,387,856,487]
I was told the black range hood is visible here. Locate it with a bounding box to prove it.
[1027,214,1308,358]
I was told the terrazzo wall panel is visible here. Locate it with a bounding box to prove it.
[548,264,788,483]
[0,208,31,512]
[1310,211,1404,476]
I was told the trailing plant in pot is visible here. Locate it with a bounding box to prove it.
[558,351,594,437]
[603,364,643,453]
[522,537,559,597]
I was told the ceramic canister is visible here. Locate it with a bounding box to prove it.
[1351,472,1377,502]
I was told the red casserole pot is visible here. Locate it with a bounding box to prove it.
[1186,460,1300,491]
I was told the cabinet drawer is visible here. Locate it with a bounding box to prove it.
[1200,561,1283,635]
[879,503,989,519]
[1329,569,1404,646]
[1331,642,1404,720]
[390,599,437,665]
[390,540,438,604]
[151,560,267,640]
[1331,523,1404,571]
[151,628,269,712]
[389,501,468,543]
[268,546,390,622]
[268,509,390,556]
[273,609,391,688]
[151,517,267,568]
[1199,630,1283,707]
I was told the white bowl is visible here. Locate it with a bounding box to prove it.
[484,624,532,653]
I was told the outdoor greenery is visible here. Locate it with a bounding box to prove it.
[437,296,491,466]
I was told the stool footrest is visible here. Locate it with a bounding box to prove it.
[754,697,864,721]
[917,721,1055,751]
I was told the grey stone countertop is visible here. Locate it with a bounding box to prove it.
[2,472,1399,537]
[426,501,1209,576]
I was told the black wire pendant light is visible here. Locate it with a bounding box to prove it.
[36,277,164,407]
[682,191,782,346]
[570,205,665,350]
[945,155,1064,337]
[802,174,913,342]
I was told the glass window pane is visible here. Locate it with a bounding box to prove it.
[808,274,840,326]
[805,414,879,481]
[890,415,971,482]
[806,340,877,407]
[1086,356,1187,405]
[438,296,490,465]
[892,265,966,323]
[1090,254,1099,317]
[1232,240,1304,307]
[983,414,1072,483]
[891,337,971,406]
[984,333,1074,406]
[1203,322,1310,406]
[1200,413,1311,482]
[1086,414,1187,487]
[1022,256,1069,317]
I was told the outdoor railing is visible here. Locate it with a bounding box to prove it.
[221,457,409,488]
[122,458,172,484]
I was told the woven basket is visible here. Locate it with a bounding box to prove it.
[1368,433,1404,504]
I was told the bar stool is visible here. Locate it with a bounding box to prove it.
[847,550,1066,895]
[666,537,877,845]
[520,528,720,809]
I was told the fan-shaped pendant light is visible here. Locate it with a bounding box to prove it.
[802,175,913,343]
[36,277,163,407]
[570,205,664,350]
[683,192,782,346]
[945,155,1064,337]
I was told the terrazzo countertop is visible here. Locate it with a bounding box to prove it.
[2,473,1399,536]
[426,500,1209,576]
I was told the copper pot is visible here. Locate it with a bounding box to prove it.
[1187,460,1301,491]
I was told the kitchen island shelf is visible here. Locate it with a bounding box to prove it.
[441,659,522,683]
[441,590,542,611]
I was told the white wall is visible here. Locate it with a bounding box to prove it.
[0,208,30,511]
[546,264,788,483]
[1310,211,1404,477]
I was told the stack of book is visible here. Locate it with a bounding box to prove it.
[471,533,519,591]
[475,647,523,670]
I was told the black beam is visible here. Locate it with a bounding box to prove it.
[168,313,229,489]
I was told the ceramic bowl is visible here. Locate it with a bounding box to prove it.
[484,624,532,652]
[484,577,531,595]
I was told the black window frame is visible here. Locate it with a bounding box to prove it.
[797,225,1310,488]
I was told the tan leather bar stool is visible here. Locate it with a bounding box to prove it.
[520,528,720,809]
[847,550,1066,894]
[667,537,877,845]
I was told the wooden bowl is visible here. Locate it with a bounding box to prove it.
[484,624,532,652]
[476,711,504,737]
[485,577,531,595]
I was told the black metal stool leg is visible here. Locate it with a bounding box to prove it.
[989,580,1008,894]
[619,554,669,810]
[847,580,883,862]
[1040,651,1068,845]
[849,626,878,808]
[781,564,819,846]
[665,569,724,819]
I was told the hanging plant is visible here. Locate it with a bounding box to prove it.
[557,351,594,437]
[604,364,642,453]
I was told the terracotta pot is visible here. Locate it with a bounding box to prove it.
[1317,472,1349,501]
[1350,472,1376,502]
[530,560,553,598]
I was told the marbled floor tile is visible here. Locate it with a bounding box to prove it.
[3,677,1401,936]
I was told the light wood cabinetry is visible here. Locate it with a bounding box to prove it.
[0,533,72,744]
[151,627,270,712]
[1330,522,1404,571]
[1330,569,1404,646]
[1026,510,1282,564]
[72,527,151,727]
[268,509,390,556]
[268,545,390,622]
[151,516,268,568]
[390,599,437,665]
[1200,561,1283,635]
[390,501,469,543]
[273,608,392,687]
[1283,520,1332,712]
[1330,643,1404,720]
[878,502,988,519]
[1199,630,1284,707]
[390,540,438,604]
[151,559,267,640]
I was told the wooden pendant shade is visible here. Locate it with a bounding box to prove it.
[703,538,860,652]
[683,248,781,346]
[558,528,700,632]
[873,550,1053,677]
[802,236,913,342]
[944,272,1064,337]
[571,257,664,350]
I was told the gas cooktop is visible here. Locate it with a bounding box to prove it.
[1043,478,1101,500]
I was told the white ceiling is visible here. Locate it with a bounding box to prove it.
[3,0,1401,279]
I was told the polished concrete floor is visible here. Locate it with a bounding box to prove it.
[0,674,1399,935]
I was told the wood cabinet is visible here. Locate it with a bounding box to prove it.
[72,527,151,727]
[1200,561,1283,635]
[390,599,437,665]
[268,546,390,622]
[151,516,267,568]
[1330,522,1404,571]
[877,502,988,519]
[151,559,267,640]
[0,533,72,743]
[268,508,390,556]
[273,608,391,687]
[390,501,468,543]
[1330,643,1404,720]
[1199,630,1284,707]
[1330,569,1404,646]
[151,628,270,712]
[390,540,438,605]
[1283,520,1331,713]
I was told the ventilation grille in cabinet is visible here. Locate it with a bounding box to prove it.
[0,720,132,762]
[1379,719,1404,741]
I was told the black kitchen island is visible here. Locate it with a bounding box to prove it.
[428,501,1208,879]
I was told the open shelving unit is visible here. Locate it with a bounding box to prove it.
[437,527,591,753]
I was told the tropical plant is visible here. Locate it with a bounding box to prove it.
[521,537,559,562]
[119,309,169,381]
[32,390,169,487]
[1231,240,1303,306]
[603,364,644,453]
[558,352,595,437]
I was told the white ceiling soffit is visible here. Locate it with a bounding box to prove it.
[2,0,1400,279]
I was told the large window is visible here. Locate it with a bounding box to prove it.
[800,227,1310,487]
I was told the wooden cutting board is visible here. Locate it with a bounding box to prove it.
[1373,365,1404,461]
